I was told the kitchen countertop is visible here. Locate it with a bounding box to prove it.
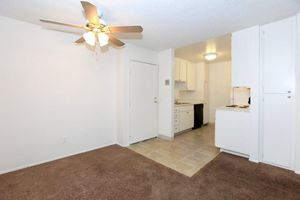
[174,101,205,106]
[217,106,250,113]
[174,103,194,107]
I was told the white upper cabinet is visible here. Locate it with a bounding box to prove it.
[261,17,296,94]
[232,26,260,87]
[174,58,196,91]
[174,58,187,82]
[179,59,187,82]
[174,58,181,81]
[186,62,196,90]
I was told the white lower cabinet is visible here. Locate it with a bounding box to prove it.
[215,108,251,156]
[173,108,180,133]
[174,106,194,134]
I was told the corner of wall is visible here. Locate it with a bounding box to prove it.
[158,49,174,139]
[295,13,300,172]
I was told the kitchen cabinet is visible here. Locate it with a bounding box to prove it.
[174,58,196,91]
[186,63,196,90]
[203,103,209,124]
[179,106,194,131]
[261,17,295,169]
[173,107,180,133]
[174,105,194,134]
[174,58,187,82]
[179,60,187,82]
[174,58,181,81]
[215,108,251,156]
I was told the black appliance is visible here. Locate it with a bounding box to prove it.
[193,104,203,129]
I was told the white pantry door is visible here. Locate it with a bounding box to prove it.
[262,94,293,168]
[129,61,158,144]
[262,17,294,94]
[261,17,295,169]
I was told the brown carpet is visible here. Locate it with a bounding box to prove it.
[0,145,300,200]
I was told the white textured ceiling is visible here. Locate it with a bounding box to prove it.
[175,34,231,63]
[0,0,299,50]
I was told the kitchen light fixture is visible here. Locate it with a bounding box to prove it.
[204,52,218,61]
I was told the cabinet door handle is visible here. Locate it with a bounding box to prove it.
[288,91,291,93]
[287,96,291,99]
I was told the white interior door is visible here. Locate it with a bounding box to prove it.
[262,94,292,168]
[129,61,158,144]
[261,17,295,169]
[261,17,294,94]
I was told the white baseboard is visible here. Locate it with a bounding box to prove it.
[295,170,300,175]
[116,142,129,147]
[0,142,116,175]
[220,148,249,159]
[249,158,259,163]
[158,134,174,141]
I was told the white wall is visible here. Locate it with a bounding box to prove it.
[0,16,117,174]
[208,61,231,123]
[232,26,260,162]
[116,44,158,146]
[295,13,300,174]
[158,49,174,139]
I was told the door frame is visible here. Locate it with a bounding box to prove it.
[128,59,159,144]
[258,17,297,170]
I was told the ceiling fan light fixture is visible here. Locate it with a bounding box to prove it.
[40,1,143,48]
[98,32,109,47]
[204,52,218,61]
[83,31,96,46]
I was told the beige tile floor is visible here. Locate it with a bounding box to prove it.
[128,124,220,177]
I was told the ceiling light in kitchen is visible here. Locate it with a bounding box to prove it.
[204,52,218,61]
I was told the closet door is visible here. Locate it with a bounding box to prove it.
[263,94,292,168]
[129,61,158,144]
[261,17,295,168]
[262,17,294,94]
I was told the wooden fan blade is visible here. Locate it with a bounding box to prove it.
[108,34,125,47]
[74,36,85,44]
[40,19,84,29]
[108,26,143,33]
[80,1,100,25]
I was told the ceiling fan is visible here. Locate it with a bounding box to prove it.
[40,1,143,47]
